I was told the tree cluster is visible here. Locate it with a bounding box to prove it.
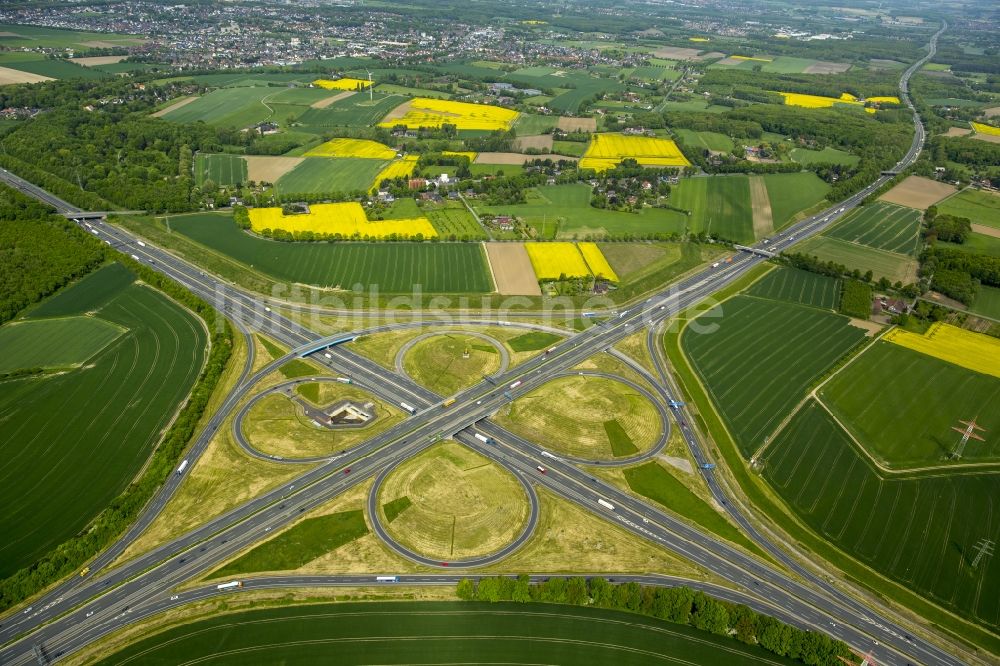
[839,279,873,319]
[923,206,971,244]
[456,576,852,666]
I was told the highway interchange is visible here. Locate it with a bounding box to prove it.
[0,22,970,666]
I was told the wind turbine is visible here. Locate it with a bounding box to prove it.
[365,68,374,101]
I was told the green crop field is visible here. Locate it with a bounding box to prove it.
[0,57,108,80]
[940,232,1000,258]
[970,285,1000,320]
[477,183,686,239]
[0,23,144,49]
[297,92,405,130]
[671,175,753,243]
[824,202,922,256]
[0,263,206,577]
[514,114,559,135]
[160,86,280,127]
[168,213,494,292]
[819,341,1000,468]
[95,601,795,666]
[763,402,1000,631]
[762,172,830,230]
[682,295,866,455]
[674,129,734,153]
[425,202,487,239]
[0,317,124,373]
[937,189,1000,230]
[789,147,860,167]
[744,267,840,310]
[213,510,368,576]
[194,153,248,187]
[275,157,388,194]
[507,331,562,352]
[630,65,681,82]
[795,235,917,284]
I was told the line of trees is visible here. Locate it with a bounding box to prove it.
[456,576,854,666]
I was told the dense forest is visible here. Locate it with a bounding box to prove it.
[0,184,106,324]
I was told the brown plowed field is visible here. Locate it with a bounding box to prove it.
[485,243,541,295]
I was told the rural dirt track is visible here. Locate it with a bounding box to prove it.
[485,243,542,296]
[311,90,355,109]
[972,223,1000,239]
[878,175,957,210]
[748,175,774,238]
[152,96,198,118]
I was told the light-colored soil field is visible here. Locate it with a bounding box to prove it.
[941,126,973,137]
[151,96,197,118]
[72,55,127,67]
[878,175,958,210]
[475,152,577,165]
[243,386,403,459]
[804,61,851,74]
[514,134,553,151]
[748,175,774,238]
[311,90,354,109]
[556,116,597,132]
[244,155,304,183]
[379,98,413,123]
[974,224,1000,239]
[402,333,502,395]
[485,242,542,295]
[0,65,53,84]
[971,132,1000,145]
[495,374,662,459]
[651,46,703,60]
[78,40,129,48]
[378,440,531,560]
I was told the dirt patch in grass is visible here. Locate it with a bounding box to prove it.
[514,134,553,151]
[804,61,851,74]
[878,175,958,210]
[971,132,1000,145]
[311,90,355,109]
[377,441,531,560]
[556,116,597,132]
[973,224,1000,239]
[244,155,304,183]
[152,96,197,117]
[846,318,883,335]
[941,127,972,137]
[485,242,541,295]
[380,98,414,123]
[651,46,703,60]
[985,107,1000,118]
[72,55,128,67]
[0,65,52,85]
[748,175,774,239]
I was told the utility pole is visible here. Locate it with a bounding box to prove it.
[971,538,995,569]
[950,417,985,460]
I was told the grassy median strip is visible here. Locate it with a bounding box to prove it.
[507,331,561,352]
[212,510,368,576]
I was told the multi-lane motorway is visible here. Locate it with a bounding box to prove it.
[0,21,968,666]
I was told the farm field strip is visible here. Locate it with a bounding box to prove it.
[937,189,1000,230]
[580,132,690,171]
[378,97,518,131]
[795,235,917,284]
[682,295,865,454]
[824,202,922,255]
[763,402,1000,630]
[883,323,1000,379]
[305,137,397,160]
[169,213,493,292]
[275,157,389,195]
[671,176,753,243]
[194,153,248,188]
[249,202,436,239]
[744,267,839,310]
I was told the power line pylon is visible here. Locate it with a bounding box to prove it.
[950,416,986,460]
[971,539,995,569]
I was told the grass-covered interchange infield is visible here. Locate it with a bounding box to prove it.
[165,212,494,293]
[0,263,207,577]
[94,601,796,665]
[673,264,1000,635]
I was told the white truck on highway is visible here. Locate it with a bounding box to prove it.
[400,402,416,414]
[509,380,522,389]
[597,499,615,511]
[376,576,399,582]
[474,433,494,444]
[217,581,243,591]
[336,377,352,384]
[176,459,189,475]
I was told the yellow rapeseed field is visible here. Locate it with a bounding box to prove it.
[442,150,477,161]
[883,323,1000,379]
[972,122,1000,137]
[578,242,619,282]
[689,37,710,42]
[579,133,691,172]
[313,78,372,91]
[248,202,437,239]
[305,138,397,160]
[525,243,592,280]
[777,92,876,114]
[378,97,519,131]
[370,155,418,191]
[866,96,901,105]
[732,55,773,62]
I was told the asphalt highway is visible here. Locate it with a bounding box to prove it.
[0,22,962,666]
